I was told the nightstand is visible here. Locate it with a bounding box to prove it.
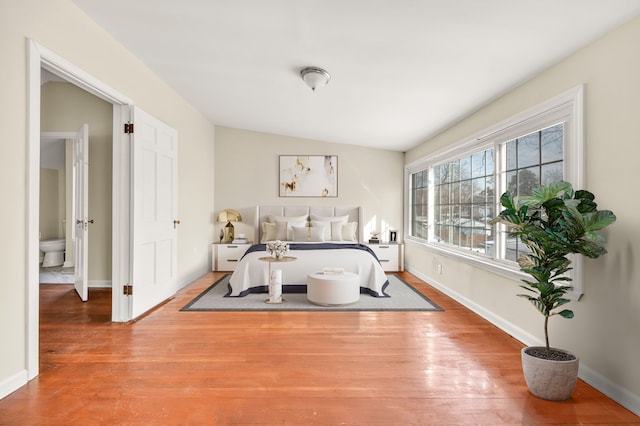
[212,243,252,271]
[366,243,404,272]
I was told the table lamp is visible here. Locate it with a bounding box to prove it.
[217,209,242,243]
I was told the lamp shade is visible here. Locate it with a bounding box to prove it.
[300,67,331,91]
[216,209,242,223]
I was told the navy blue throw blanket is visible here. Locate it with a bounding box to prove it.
[244,242,381,262]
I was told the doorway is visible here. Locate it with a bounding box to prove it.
[40,73,112,301]
[27,40,179,382]
[40,125,90,301]
[39,132,78,286]
[27,40,134,380]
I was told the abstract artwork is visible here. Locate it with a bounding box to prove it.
[279,155,338,197]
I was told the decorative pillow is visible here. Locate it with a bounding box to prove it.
[309,214,349,224]
[269,215,308,240]
[341,222,358,242]
[310,220,331,240]
[275,220,290,241]
[261,222,277,243]
[292,226,325,242]
[268,214,308,224]
[330,221,344,241]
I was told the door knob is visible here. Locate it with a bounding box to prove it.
[173,219,181,229]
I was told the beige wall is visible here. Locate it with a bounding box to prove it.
[214,127,404,244]
[0,0,215,395]
[405,15,640,410]
[39,168,62,240]
[41,82,113,281]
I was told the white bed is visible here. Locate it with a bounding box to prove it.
[226,206,389,297]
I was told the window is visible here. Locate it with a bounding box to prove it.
[433,149,494,253]
[501,124,564,262]
[405,86,584,295]
[410,170,429,240]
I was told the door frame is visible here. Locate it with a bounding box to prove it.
[27,40,134,379]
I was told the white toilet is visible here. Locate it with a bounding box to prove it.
[40,238,66,267]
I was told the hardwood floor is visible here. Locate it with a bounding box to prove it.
[0,271,637,425]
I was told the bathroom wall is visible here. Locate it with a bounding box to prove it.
[39,168,62,240]
[39,138,75,263]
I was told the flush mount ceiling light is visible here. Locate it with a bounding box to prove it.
[300,66,331,91]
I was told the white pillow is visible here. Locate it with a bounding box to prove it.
[309,214,349,224]
[269,215,308,240]
[261,222,276,243]
[273,219,307,241]
[330,221,345,241]
[269,214,308,224]
[310,220,330,240]
[341,222,358,242]
[292,226,325,242]
[311,220,357,241]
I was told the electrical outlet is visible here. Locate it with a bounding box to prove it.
[437,264,443,274]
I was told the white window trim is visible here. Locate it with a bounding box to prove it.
[405,85,585,299]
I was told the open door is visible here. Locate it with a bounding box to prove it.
[73,124,89,301]
[129,107,179,319]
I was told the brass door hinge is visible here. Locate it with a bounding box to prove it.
[124,123,134,134]
[123,284,133,295]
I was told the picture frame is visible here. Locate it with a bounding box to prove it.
[279,155,338,197]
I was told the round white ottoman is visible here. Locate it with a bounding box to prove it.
[307,272,360,306]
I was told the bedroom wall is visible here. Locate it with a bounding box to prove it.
[0,0,215,398]
[214,127,404,246]
[405,15,640,413]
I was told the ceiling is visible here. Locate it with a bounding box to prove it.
[71,0,640,152]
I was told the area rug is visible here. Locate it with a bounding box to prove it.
[181,274,443,312]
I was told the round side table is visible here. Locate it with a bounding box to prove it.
[258,256,297,303]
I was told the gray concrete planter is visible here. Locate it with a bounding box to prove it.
[521,346,579,401]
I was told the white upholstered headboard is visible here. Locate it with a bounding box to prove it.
[254,206,364,243]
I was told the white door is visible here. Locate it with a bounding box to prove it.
[73,124,89,301]
[130,107,178,319]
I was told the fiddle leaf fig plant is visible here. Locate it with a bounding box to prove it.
[492,181,616,350]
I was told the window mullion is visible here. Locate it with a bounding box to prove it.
[494,141,507,261]
[427,167,435,243]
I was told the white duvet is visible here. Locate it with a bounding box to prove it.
[227,243,389,297]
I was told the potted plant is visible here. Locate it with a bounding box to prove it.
[492,181,616,400]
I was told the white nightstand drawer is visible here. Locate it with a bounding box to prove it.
[366,243,404,272]
[213,243,251,271]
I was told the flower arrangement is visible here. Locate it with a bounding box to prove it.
[266,240,289,259]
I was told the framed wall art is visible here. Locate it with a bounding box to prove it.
[279,155,338,197]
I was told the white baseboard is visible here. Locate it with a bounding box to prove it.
[89,280,112,288]
[178,266,210,290]
[406,265,640,416]
[0,369,27,400]
[406,266,542,347]
[42,281,112,288]
[578,362,640,416]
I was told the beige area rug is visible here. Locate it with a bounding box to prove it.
[181,274,443,312]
